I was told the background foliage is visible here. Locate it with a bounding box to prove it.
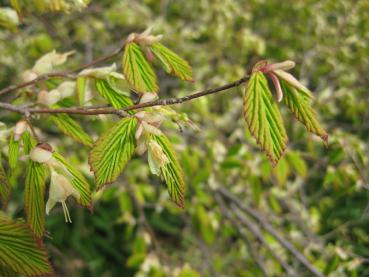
[1,0,369,276]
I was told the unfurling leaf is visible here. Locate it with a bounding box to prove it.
[243,72,288,166]
[0,160,11,208]
[281,80,328,143]
[76,77,86,105]
[79,63,117,79]
[150,42,193,82]
[95,79,134,111]
[32,50,74,75]
[0,213,53,276]
[8,133,20,169]
[150,134,185,208]
[89,117,137,189]
[21,131,37,155]
[122,42,158,93]
[50,114,93,147]
[0,7,19,32]
[25,161,48,237]
[52,152,92,210]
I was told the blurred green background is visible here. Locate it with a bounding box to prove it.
[1,0,369,276]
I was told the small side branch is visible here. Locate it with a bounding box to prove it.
[0,45,125,97]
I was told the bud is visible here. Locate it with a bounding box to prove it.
[32,50,75,75]
[140,92,158,104]
[14,120,28,141]
[78,63,117,79]
[37,89,61,106]
[267,72,283,102]
[127,27,163,46]
[29,143,53,163]
[273,69,311,97]
[22,70,38,83]
[57,81,76,98]
[266,60,295,72]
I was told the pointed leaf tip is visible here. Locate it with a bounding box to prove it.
[280,80,328,143]
[243,72,288,166]
[150,42,193,82]
[122,42,159,93]
[150,134,185,207]
[89,117,138,189]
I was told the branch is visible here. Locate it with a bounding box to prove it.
[0,76,249,116]
[0,45,125,97]
[217,186,323,277]
[215,194,269,276]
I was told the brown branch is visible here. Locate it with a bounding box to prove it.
[0,76,249,116]
[0,45,125,97]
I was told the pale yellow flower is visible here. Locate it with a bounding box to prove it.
[46,171,80,223]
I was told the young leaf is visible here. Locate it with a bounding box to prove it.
[52,152,92,210]
[94,79,134,111]
[21,131,37,155]
[0,213,53,276]
[8,133,20,169]
[151,134,185,208]
[0,160,11,208]
[281,80,328,143]
[76,77,86,105]
[50,114,93,147]
[122,42,159,93]
[243,72,288,166]
[25,161,48,237]
[0,265,19,277]
[89,117,137,189]
[150,42,193,81]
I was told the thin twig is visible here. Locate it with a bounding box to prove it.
[0,45,125,97]
[0,76,249,116]
[126,185,160,252]
[217,186,323,277]
[0,73,75,97]
[229,203,298,277]
[215,194,269,277]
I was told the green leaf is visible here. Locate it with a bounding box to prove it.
[0,265,19,277]
[21,131,37,155]
[122,42,158,93]
[8,133,20,169]
[25,160,48,237]
[89,117,137,189]
[50,114,93,147]
[281,80,328,143]
[52,152,92,210]
[150,42,193,81]
[151,134,185,208]
[94,79,134,111]
[193,205,215,244]
[0,213,53,276]
[243,72,288,166]
[0,160,11,208]
[76,77,86,105]
[286,151,307,177]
